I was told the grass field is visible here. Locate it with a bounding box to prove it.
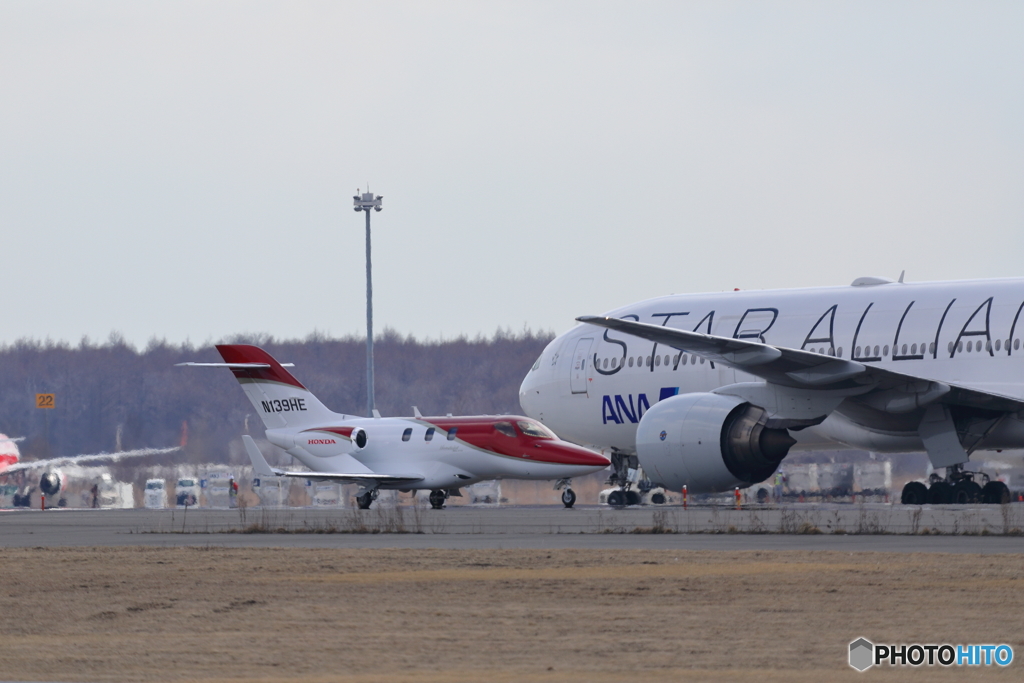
[1,547,1021,681]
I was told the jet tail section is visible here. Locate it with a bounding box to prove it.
[179,345,341,429]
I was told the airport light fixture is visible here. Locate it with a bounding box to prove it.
[353,189,383,417]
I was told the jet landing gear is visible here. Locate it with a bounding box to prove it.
[554,479,576,508]
[355,489,379,510]
[605,450,643,507]
[428,490,447,510]
[901,465,1011,505]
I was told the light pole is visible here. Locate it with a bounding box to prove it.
[353,189,382,417]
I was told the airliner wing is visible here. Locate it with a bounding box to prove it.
[3,446,181,474]
[577,316,1024,414]
[241,436,421,485]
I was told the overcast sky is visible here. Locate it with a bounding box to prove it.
[2,1,1022,348]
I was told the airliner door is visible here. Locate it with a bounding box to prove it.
[570,338,593,394]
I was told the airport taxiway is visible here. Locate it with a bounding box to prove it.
[2,503,1024,552]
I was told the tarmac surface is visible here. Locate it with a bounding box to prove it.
[3,502,1024,552]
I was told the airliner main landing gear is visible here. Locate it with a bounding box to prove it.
[356,489,379,510]
[606,450,642,507]
[554,479,576,508]
[900,465,1010,505]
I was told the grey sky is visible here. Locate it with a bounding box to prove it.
[2,1,1022,348]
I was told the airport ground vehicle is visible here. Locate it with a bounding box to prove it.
[182,345,610,509]
[521,276,1024,505]
[143,479,166,508]
[175,477,199,507]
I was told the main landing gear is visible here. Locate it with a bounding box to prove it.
[554,479,576,508]
[901,465,1011,505]
[355,489,379,510]
[605,450,642,507]
[428,490,447,510]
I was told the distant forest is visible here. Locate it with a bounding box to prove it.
[0,329,553,467]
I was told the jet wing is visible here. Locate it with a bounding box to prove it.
[265,471,423,485]
[241,436,421,485]
[3,446,181,474]
[577,316,1024,414]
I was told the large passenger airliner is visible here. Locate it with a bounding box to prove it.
[519,276,1024,505]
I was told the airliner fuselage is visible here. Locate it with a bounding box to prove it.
[520,277,1024,502]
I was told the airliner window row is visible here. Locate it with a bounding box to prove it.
[593,337,1024,369]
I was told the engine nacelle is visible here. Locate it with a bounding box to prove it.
[350,427,367,451]
[39,470,66,496]
[636,393,796,493]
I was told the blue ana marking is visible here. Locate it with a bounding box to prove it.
[602,388,677,424]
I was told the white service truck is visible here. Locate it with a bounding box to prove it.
[143,478,166,509]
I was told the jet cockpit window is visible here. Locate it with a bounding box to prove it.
[447,427,458,441]
[402,428,412,442]
[517,420,555,439]
[494,422,516,438]
[531,355,542,371]
[424,427,435,442]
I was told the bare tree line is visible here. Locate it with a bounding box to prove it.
[0,328,552,466]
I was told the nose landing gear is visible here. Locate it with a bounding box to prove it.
[554,478,576,508]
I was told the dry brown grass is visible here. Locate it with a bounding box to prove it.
[0,548,1022,681]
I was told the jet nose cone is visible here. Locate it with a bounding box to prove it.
[541,443,610,468]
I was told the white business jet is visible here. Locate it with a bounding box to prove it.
[181,345,609,509]
[520,275,1024,505]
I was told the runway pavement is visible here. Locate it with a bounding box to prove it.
[2,503,1024,552]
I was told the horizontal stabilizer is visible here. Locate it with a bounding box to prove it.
[175,362,294,368]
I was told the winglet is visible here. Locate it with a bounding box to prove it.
[413,406,423,418]
[242,435,277,478]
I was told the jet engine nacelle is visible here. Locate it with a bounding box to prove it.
[636,393,796,493]
[39,470,66,497]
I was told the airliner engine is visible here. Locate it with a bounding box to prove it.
[39,469,67,499]
[636,393,796,493]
